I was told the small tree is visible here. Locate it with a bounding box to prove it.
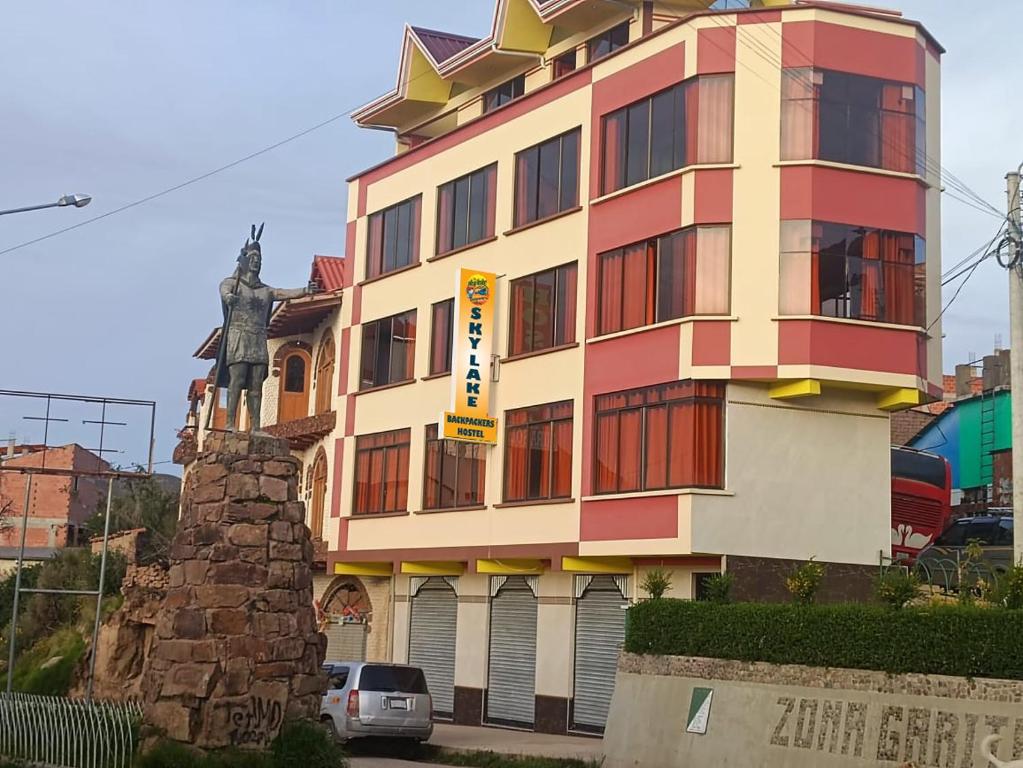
[641,569,673,600]
[957,539,985,606]
[702,573,734,604]
[84,473,179,565]
[989,562,1023,609]
[875,568,921,609]
[786,558,826,605]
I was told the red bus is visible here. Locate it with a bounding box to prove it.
[891,446,953,562]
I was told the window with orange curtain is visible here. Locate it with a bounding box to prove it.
[429,299,454,375]
[360,309,416,389]
[514,129,580,227]
[594,381,724,494]
[437,164,497,255]
[423,424,486,510]
[508,263,577,357]
[314,331,336,415]
[503,401,573,502]
[600,74,734,195]
[353,429,410,516]
[778,220,925,327]
[366,196,421,280]
[781,67,925,176]
[597,225,731,335]
[310,448,328,539]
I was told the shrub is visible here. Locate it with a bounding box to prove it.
[701,573,734,604]
[786,558,825,605]
[640,569,672,600]
[990,564,1023,610]
[11,627,85,695]
[271,720,346,768]
[875,568,921,610]
[625,599,1023,680]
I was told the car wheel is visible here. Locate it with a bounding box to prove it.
[321,716,341,742]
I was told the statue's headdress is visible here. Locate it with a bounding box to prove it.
[238,223,264,267]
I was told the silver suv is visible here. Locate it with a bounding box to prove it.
[320,661,434,743]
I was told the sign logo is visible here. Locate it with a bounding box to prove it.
[442,268,498,444]
[686,687,713,735]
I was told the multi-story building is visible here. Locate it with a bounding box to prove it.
[185,0,943,735]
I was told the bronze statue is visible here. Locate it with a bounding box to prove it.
[210,224,316,432]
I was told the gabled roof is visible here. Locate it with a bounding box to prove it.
[412,27,481,64]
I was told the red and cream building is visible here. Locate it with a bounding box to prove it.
[186,0,942,735]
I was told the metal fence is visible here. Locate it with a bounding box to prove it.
[0,693,141,768]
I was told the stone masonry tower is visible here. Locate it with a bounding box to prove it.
[141,432,326,750]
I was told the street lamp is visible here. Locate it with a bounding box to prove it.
[0,194,92,217]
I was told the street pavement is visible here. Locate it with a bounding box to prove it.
[350,759,445,768]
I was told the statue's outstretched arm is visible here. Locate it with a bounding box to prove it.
[270,286,310,301]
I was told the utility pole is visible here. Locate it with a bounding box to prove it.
[1006,169,1023,566]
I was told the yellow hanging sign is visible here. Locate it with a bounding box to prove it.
[442,268,498,444]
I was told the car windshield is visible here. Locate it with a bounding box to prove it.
[934,521,968,547]
[965,520,1000,546]
[358,665,428,694]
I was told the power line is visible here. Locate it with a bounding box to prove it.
[930,223,1008,331]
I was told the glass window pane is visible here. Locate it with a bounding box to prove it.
[361,322,379,388]
[284,356,306,393]
[603,111,627,194]
[559,130,580,212]
[695,227,731,314]
[382,207,398,274]
[453,177,470,250]
[625,102,650,187]
[538,139,561,220]
[644,405,668,490]
[516,148,539,226]
[595,413,619,493]
[657,232,685,322]
[617,409,642,493]
[468,169,488,244]
[650,89,677,177]
[532,269,557,352]
[395,201,411,268]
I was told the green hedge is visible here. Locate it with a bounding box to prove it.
[625,600,1023,680]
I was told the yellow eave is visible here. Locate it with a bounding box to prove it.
[877,388,923,412]
[334,562,393,577]
[499,0,553,53]
[561,556,633,574]
[769,379,822,401]
[476,558,545,575]
[405,42,452,105]
[400,561,466,576]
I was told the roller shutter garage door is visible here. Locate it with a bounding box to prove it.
[324,621,367,662]
[408,577,458,719]
[486,576,537,728]
[572,575,628,732]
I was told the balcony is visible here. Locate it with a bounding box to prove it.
[264,411,337,451]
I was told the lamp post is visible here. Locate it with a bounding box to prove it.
[0,194,92,217]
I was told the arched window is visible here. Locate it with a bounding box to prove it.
[277,349,311,423]
[310,447,328,540]
[315,331,336,415]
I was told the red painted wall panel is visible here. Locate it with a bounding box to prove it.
[778,319,922,376]
[780,166,925,237]
[697,26,736,74]
[692,321,731,366]
[589,177,684,255]
[693,168,733,224]
[738,10,781,25]
[580,495,678,541]
[782,21,924,86]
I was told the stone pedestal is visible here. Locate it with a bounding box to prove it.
[141,432,326,750]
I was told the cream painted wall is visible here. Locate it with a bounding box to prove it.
[453,574,490,689]
[535,572,575,699]
[392,576,410,664]
[691,382,891,565]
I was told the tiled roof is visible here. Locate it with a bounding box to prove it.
[311,255,346,292]
[187,378,207,403]
[411,26,481,64]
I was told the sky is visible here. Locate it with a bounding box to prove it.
[0,0,1019,470]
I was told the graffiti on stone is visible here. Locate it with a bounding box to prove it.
[768,697,1023,767]
[228,696,283,748]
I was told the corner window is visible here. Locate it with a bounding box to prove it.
[360,310,416,389]
[509,263,577,357]
[779,220,925,327]
[587,21,630,63]
[595,381,724,494]
[353,429,410,516]
[483,74,525,113]
[429,299,454,376]
[504,401,573,503]
[423,424,486,510]
[781,67,925,176]
[366,196,422,280]
[602,75,734,194]
[597,225,731,336]
[437,164,497,255]
[514,129,580,227]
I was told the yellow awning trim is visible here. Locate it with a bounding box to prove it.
[333,562,392,577]
[476,558,545,575]
[877,388,922,412]
[400,561,466,576]
[769,379,822,401]
[561,556,633,574]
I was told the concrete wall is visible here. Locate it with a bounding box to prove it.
[604,654,1023,768]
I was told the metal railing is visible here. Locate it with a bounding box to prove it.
[0,693,141,768]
